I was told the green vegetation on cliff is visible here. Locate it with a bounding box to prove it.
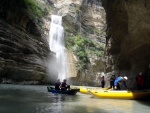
[24,0,50,18]
[66,35,104,70]
[0,0,50,26]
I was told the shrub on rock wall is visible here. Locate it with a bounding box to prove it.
[66,34,105,70]
[24,0,50,18]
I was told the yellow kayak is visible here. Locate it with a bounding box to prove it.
[70,86,90,94]
[79,87,107,94]
[79,87,90,94]
[89,89,150,99]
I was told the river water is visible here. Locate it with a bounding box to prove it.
[0,84,150,113]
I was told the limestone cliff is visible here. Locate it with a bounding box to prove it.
[0,0,106,85]
[0,0,56,84]
[102,0,150,89]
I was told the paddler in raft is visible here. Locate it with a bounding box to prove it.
[60,79,70,91]
[55,79,61,90]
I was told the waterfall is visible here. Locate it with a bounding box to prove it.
[49,15,68,82]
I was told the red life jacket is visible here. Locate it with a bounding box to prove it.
[137,75,144,85]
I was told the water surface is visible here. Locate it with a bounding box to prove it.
[0,84,150,113]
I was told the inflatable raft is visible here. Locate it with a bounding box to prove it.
[89,89,150,100]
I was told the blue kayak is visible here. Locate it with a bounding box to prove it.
[47,86,79,95]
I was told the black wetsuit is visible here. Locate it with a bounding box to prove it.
[110,75,115,89]
[55,82,61,90]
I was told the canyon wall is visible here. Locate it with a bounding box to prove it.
[0,0,56,84]
[0,0,106,85]
[102,0,150,89]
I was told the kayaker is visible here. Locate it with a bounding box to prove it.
[60,79,70,91]
[55,79,61,90]
[136,72,145,90]
[109,72,116,89]
[114,76,128,90]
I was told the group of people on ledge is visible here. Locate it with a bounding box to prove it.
[55,79,70,91]
[101,71,145,90]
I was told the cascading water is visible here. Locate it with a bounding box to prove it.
[49,15,69,82]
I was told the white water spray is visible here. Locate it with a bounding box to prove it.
[49,15,69,82]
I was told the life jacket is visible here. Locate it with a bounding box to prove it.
[61,82,67,88]
[137,75,144,85]
[110,75,115,81]
[60,82,67,91]
[101,76,105,84]
[55,82,61,90]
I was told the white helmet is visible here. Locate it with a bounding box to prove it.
[123,76,128,80]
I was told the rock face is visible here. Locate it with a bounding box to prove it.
[51,0,106,85]
[102,0,150,89]
[0,0,56,84]
[0,0,106,85]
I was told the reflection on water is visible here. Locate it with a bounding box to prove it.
[0,84,150,113]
